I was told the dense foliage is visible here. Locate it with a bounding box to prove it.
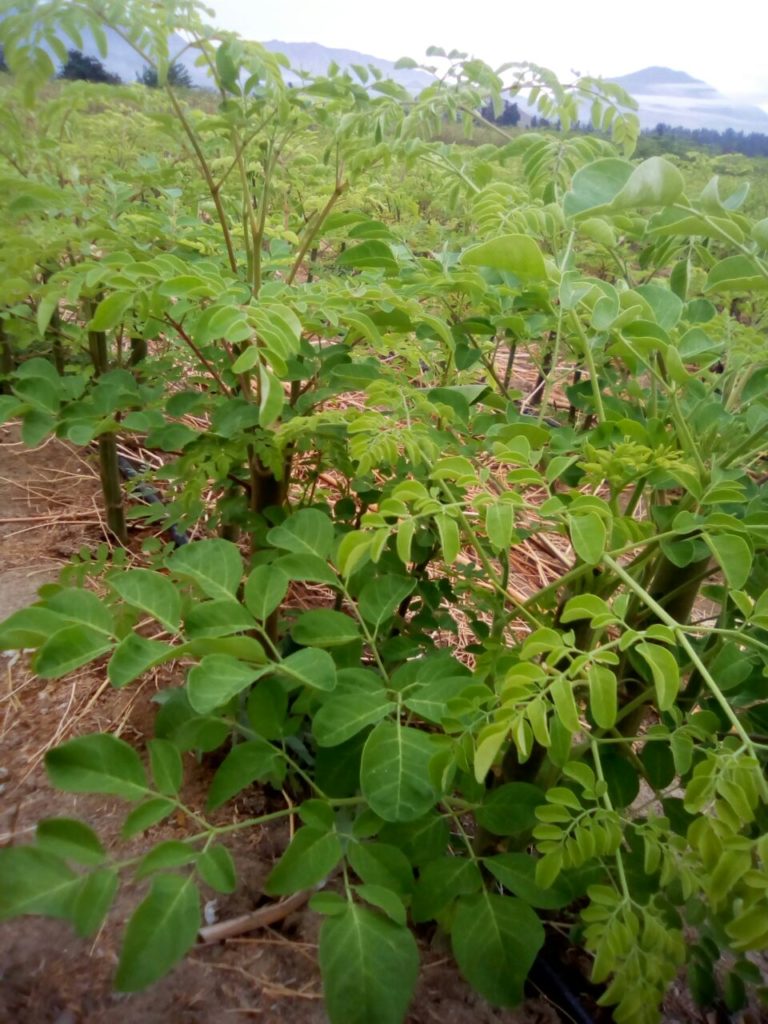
[1,3,767,1022]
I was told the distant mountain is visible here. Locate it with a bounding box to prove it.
[607,66,768,133]
[261,40,433,94]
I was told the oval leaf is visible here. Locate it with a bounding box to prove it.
[319,903,419,1024]
[115,874,201,992]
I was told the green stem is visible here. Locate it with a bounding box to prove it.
[569,312,605,422]
[287,178,347,286]
[590,739,631,900]
[165,87,238,275]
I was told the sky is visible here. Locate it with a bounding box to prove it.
[206,0,768,111]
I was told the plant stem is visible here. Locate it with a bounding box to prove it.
[604,554,768,798]
[84,299,127,544]
[569,312,605,423]
[165,87,238,275]
[0,318,13,392]
[287,179,347,286]
[165,316,232,394]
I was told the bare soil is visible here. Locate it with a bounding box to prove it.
[0,424,562,1023]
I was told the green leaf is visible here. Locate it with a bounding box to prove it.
[34,625,113,679]
[264,826,343,895]
[403,674,475,724]
[347,842,414,897]
[560,594,615,624]
[610,157,684,211]
[45,734,148,801]
[451,892,544,1006]
[314,680,394,747]
[434,513,460,564]
[601,748,640,808]
[70,869,119,937]
[206,739,283,810]
[88,291,133,332]
[231,346,260,373]
[550,676,581,733]
[197,844,237,893]
[187,655,267,714]
[121,798,176,838]
[483,853,579,909]
[36,818,105,865]
[353,884,406,925]
[274,553,338,585]
[319,903,419,1024]
[564,158,633,218]
[706,256,768,293]
[0,847,78,920]
[474,722,509,782]
[636,642,680,712]
[635,283,683,330]
[461,234,547,280]
[108,633,173,688]
[167,540,243,600]
[337,240,398,273]
[565,157,682,218]
[0,606,67,649]
[291,609,361,648]
[278,647,337,691]
[258,363,284,428]
[310,890,347,916]
[247,677,288,739]
[361,722,437,822]
[21,409,56,446]
[136,841,197,878]
[412,856,482,922]
[267,509,335,559]
[476,782,544,836]
[110,569,181,630]
[36,292,60,336]
[588,664,617,729]
[569,511,606,565]
[486,501,516,552]
[243,565,289,621]
[358,575,415,631]
[148,739,183,796]
[116,874,201,991]
[183,599,257,639]
[706,532,752,590]
[378,814,449,866]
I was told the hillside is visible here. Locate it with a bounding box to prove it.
[261,40,433,93]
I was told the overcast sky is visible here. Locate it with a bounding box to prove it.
[206,0,768,110]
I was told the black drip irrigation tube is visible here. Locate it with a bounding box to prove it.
[117,454,189,548]
[527,945,601,1024]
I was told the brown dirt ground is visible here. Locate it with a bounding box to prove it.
[0,423,563,1024]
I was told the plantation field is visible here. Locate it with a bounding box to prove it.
[2,3,768,1023]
